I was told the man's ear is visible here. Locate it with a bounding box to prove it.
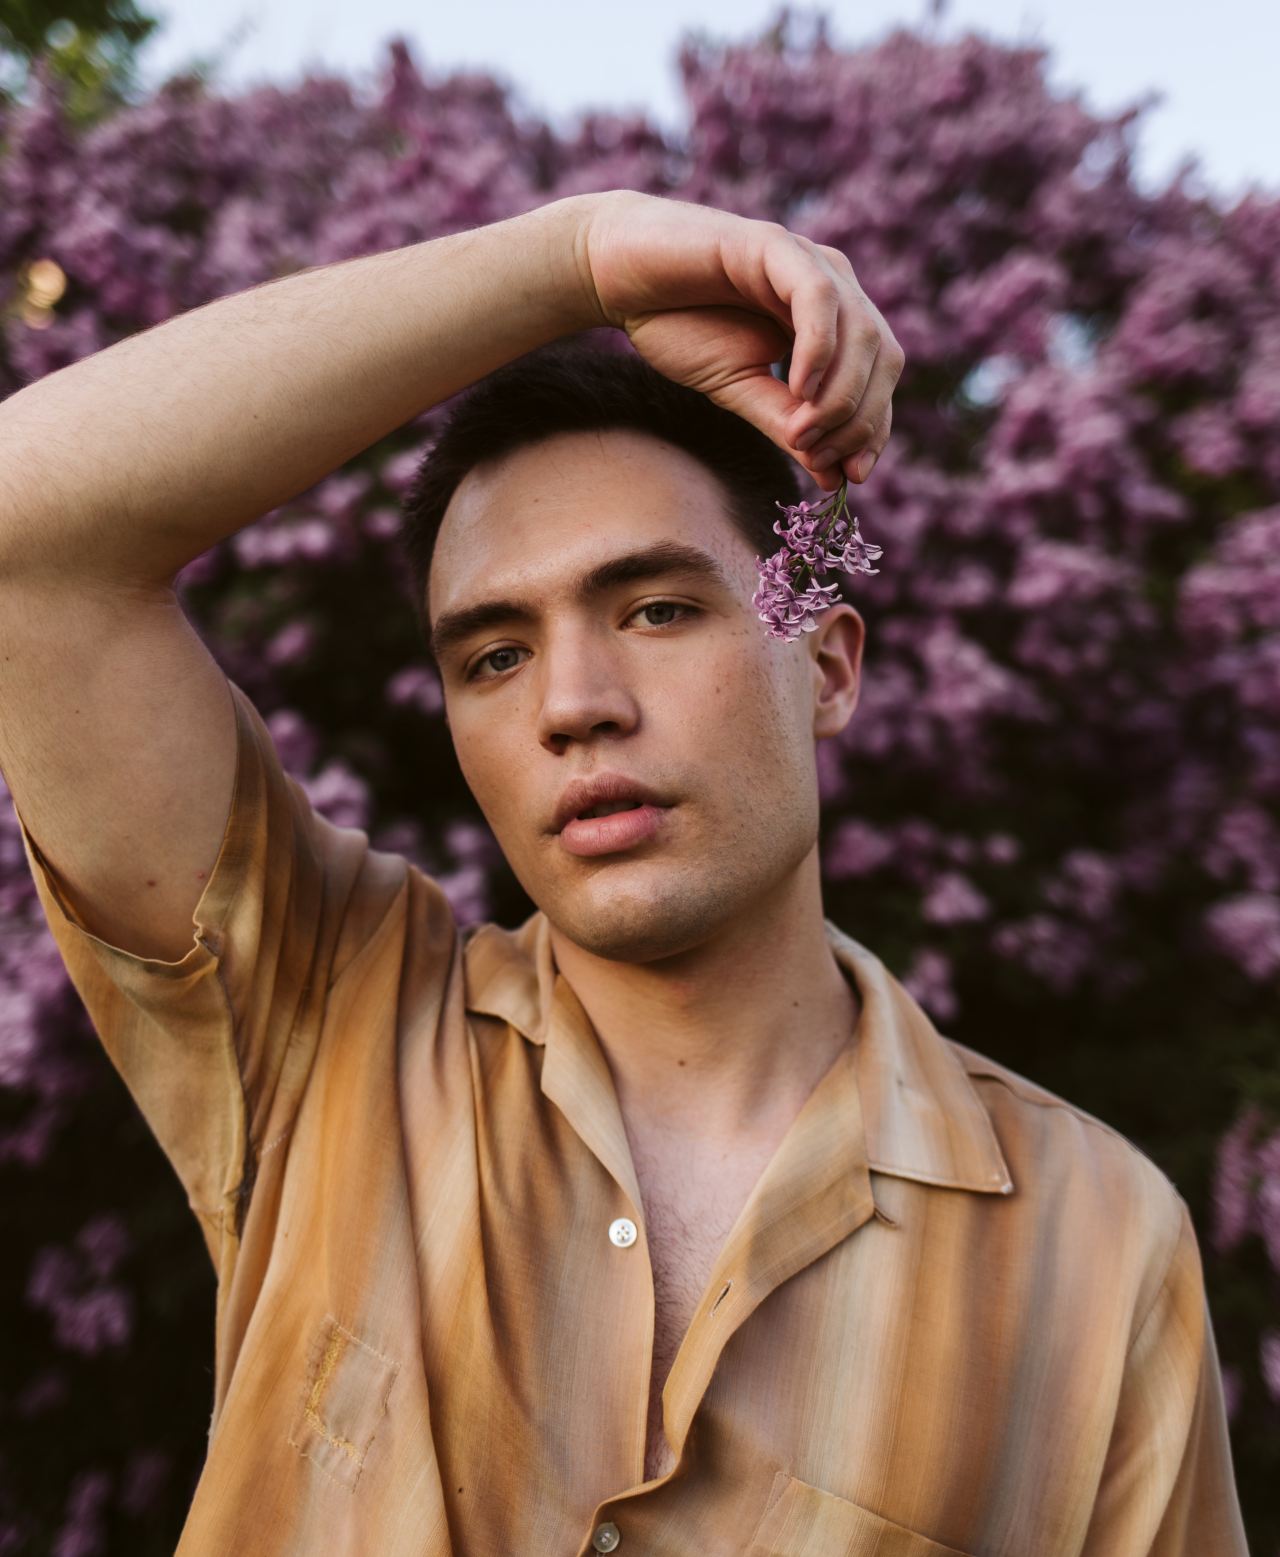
[810,603,864,740]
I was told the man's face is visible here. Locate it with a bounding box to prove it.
[428,427,863,965]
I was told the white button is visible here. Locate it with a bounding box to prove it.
[592,1521,621,1552]
[608,1217,637,1248]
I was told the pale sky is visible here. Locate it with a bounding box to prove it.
[137,0,1278,201]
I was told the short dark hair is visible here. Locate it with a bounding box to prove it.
[396,332,804,661]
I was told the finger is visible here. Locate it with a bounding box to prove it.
[846,402,892,484]
[751,229,843,404]
[858,399,893,480]
[707,367,834,465]
[789,311,902,452]
[799,335,904,477]
[783,241,902,446]
[807,458,847,495]
[809,402,893,488]
[787,320,879,456]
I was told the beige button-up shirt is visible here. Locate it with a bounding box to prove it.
[14,677,1249,1555]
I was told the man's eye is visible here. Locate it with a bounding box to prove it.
[634,599,695,628]
[467,646,524,681]
[465,601,697,682]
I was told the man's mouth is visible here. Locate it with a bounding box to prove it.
[575,801,645,821]
[557,803,673,857]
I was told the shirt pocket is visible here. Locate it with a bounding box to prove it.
[287,1314,400,1492]
[747,1472,976,1557]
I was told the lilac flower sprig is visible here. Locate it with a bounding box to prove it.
[752,478,884,642]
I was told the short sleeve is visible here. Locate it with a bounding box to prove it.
[1079,1195,1251,1555]
[11,676,409,1269]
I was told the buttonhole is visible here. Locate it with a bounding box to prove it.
[711,1281,732,1315]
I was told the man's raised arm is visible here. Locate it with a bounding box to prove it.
[0,196,599,590]
[0,189,901,590]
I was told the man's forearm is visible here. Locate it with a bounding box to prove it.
[0,194,599,590]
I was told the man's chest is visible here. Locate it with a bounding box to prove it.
[643,1180,740,1372]
[631,1131,780,1348]
[630,1140,781,1479]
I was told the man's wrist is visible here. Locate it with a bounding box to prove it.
[524,192,612,338]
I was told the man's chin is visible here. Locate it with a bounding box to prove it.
[542,888,720,967]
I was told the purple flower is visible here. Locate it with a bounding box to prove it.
[901,947,959,1024]
[753,480,883,642]
[1203,893,1280,982]
[923,870,991,925]
[51,1469,112,1557]
[385,664,444,715]
[824,818,896,878]
[1211,1105,1264,1256]
[26,1215,134,1356]
[1261,1332,1280,1405]
[298,760,372,831]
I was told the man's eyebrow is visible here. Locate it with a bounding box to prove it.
[429,540,735,666]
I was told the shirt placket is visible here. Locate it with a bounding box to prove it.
[538,972,658,1487]
[541,983,883,1555]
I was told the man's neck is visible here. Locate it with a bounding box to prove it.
[546,862,861,1147]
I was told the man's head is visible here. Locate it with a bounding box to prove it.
[397,336,864,964]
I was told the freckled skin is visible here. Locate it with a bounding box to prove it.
[429,426,864,971]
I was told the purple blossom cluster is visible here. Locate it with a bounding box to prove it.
[753,480,883,641]
[1213,1106,1280,1411]
[1,10,1278,1539]
[26,1215,133,1356]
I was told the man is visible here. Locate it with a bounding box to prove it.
[0,190,1247,1553]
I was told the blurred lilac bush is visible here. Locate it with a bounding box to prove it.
[1,9,1277,1547]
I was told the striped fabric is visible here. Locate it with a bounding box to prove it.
[14,675,1249,1555]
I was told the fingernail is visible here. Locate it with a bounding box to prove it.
[810,446,837,468]
[802,371,821,401]
[794,426,822,451]
[855,449,878,481]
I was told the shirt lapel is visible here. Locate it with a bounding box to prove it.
[658,1031,879,1457]
[462,910,1015,1204]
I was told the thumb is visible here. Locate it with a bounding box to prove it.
[626,307,812,469]
[716,369,850,492]
[700,364,834,479]
[706,368,815,468]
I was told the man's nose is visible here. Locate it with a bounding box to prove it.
[535,637,642,750]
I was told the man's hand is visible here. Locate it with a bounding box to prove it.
[573,189,905,490]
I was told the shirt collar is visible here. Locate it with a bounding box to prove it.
[461,909,1014,1199]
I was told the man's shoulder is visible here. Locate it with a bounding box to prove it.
[943,1035,1188,1233]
